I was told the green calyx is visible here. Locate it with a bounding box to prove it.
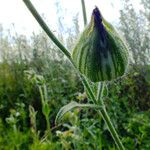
[72,7,129,82]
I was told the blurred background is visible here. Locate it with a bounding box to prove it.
[0,0,150,149]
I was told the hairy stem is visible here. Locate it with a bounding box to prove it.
[97,83,125,150]
[98,109,124,150]
[96,82,105,104]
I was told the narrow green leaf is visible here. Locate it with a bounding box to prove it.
[55,101,101,124]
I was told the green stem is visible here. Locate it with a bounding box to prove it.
[96,82,105,104]
[43,85,48,103]
[97,83,125,150]
[23,0,125,149]
[39,86,44,105]
[81,77,97,104]
[98,109,124,150]
[46,115,50,131]
[81,0,87,26]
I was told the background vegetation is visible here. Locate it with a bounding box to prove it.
[0,0,150,149]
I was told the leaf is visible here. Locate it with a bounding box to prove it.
[55,101,101,124]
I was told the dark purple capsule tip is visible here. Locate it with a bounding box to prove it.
[92,6,106,42]
[92,6,103,23]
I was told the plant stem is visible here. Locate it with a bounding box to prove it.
[98,109,124,150]
[23,0,125,149]
[97,83,124,150]
[96,82,105,104]
[39,86,44,104]
[46,115,50,131]
[81,0,87,26]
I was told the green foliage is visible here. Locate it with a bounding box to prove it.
[119,0,150,65]
[125,111,150,149]
[0,33,149,149]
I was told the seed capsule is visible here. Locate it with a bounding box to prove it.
[72,7,129,82]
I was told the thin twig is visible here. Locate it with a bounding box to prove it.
[81,0,87,26]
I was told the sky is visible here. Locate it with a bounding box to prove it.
[0,0,141,37]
